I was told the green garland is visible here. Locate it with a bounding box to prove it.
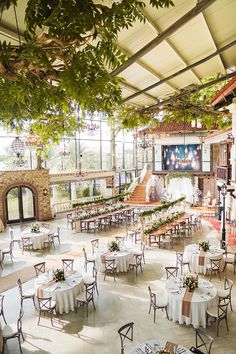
[72,192,130,209]
[76,204,126,220]
[165,172,195,187]
[140,197,185,218]
[144,212,184,235]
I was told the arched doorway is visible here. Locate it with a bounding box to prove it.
[6,186,36,224]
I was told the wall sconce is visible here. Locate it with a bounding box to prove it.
[226,133,234,145]
[43,188,49,196]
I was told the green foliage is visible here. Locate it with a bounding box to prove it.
[72,192,130,208]
[165,172,195,187]
[82,186,90,198]
[140,196,186,218]
[144,211,184,235]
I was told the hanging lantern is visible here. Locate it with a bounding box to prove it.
[11,137,25,156]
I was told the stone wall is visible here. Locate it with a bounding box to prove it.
[0,169,52,225]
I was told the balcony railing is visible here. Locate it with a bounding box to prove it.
[216,165,231,183]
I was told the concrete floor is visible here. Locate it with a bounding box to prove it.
[0,217,236,354]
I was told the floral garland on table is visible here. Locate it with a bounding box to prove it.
[31,223,40,233]
[183,275,198,292]
[72,193,131,208]
[139,197,186,218]
[108,240,120,252]
[199,240,210,252]
[53,269,65,282]
[165,172,195,187]
[76,204,126,221]
[143,211,184,235]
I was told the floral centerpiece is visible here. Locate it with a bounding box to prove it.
[183,275,198,292]
[199,240,210,252]
[108,240,120,252]
[30,223,40,233]
[53,268,65,282]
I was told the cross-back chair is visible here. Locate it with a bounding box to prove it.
[34,262,46,277]
[118,322,134,354]
[176,252,190,274]
[91,239,99,254]
[148,286,168,323]
[17,278,36,308]
[206,257,222,281]
[165,266,179,279]
[190,328,214,354]
[0,294,7,324]
[206,298,230,336]
[104,258,117,281]
[2,307,24,354]
[76,283,96,317]
[37,297,57,326]
[128,254,143,276]
[62,258,74,272]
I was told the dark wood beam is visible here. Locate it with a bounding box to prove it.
[112,0,217,76]
[143,71,236,112]
[123,40,236,102]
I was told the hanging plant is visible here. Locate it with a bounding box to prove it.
[165,172,195,187]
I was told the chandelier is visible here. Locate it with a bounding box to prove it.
[84,120,99,136]
[179,118,191,164]
[74,155,88,179]
[11,137,26,167]
[138,132,153,149]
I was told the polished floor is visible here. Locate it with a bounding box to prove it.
[0,216,236,354]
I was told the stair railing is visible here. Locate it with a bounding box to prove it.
[125,163,149,200]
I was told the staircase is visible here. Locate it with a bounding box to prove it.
[126,170,155,205]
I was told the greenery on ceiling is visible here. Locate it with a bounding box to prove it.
[165,172,195,187]
[0,0,174,144]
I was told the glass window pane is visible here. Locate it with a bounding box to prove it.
[80,141,101,170]
[124,143,134,169]
[102,141,111,170]
[7,187,20,221]
[22,187,34,219]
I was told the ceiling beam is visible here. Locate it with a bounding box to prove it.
[143,70,236,112]
[141,8,201,84]
[123,40,236,102]
[120,81,157,102]
[111,0,217,76]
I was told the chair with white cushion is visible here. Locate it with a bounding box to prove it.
[148,286,168,323]
[217,277,233,312]
[17,278,36,309]
[83,265,99,296]
[2,307,24,354]
[83,247,96,272]
[176,252,190,275]
[0,294,7,324]
[223,251,236,274]
[9,228,21,248]
[2,241,13,263]
[37,297,57,326]
[76,283,96,317]
[206,298,230,336]
[128,254,143,276]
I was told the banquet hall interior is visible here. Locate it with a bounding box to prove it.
[0,0,236,353]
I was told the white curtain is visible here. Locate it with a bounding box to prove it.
[167,178,193,203]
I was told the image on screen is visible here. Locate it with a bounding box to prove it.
[162,144,202,171]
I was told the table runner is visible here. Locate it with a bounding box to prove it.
[182,289,194,317]
[36,270,76,297]
[199,250,206,266]
[164,341,176,354]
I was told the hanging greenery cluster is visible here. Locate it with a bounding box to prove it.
[165,172,195,187]
[0,0,174,143]
[76,204,127,221]
[139,196,185,218]
[72,192,130,209]
[144,211,184,235]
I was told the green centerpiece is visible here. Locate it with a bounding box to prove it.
[53,269,65,282]
[108,240,120,252]
[31,223,40,233]
[199,240,210,252]
[183,275,198,292]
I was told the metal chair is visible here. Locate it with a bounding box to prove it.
[83,247,96,272]
[118,322,134,354]
[206,298,230,336]
[21,236,33,254]
[62,258,74,272]
[176,252,190,274]
[0,294,7,324]
[37,297,57,326]
[190,328,214,354]
[2,307,24,354]
[76,283,96,317]
[206,257,222,281]
[104,258,117,281]
[2,241,13,263]
[128,254,143,276]
[34,262,46,277]
[17,278,36,308]
[217,277,233,311]
[148,286,168,323]
[91,239,99,254]
[165,266,179,279]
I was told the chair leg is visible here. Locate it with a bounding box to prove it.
[2,311,7,325]
[153,308,156,323]
[165,307,169,320]
[17,335,22,354]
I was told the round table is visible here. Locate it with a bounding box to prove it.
[183,243,224,274]
[96,242,140,273]
[21,227,49,250]
[166,278,217,328]
[35,271,84,314]
[127,339,191,354]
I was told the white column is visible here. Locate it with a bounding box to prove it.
[229,98,236,182]
[71,182,77,201]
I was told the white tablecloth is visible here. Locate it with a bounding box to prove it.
[166,278,217,328]
[183,243,224,274]
[21,227,49,250]
[127,339,191,354]
[96,242,141,273]
[35,271,84,314]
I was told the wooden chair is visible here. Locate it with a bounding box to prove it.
[62,259,74,272]
[2,241,13,263]
[83,248,96,272]
[206,257,222,281]
[91,239,99,254]
[2,307,24,354]
[148,286,168,323]
[41,223,50,229]
[43,234,55,249]
[76,283,96,317]
[21,236,33,254]
[206,298,230,336]
[104,258,117,281]
[223,251,236,274]
[50,226,61,244]
[34,262,46,277]
[128,254,143,276]
[176,252,190,274]
[83,265,99,296]
[66,213,74,229]
[9,228,21,248]
[17,278,36,308]
[115,236,125,248]
[165,266,179,279]
[0,294,7,324]
[217,277,233,311]
[190,328,214,354]
[37,297,57,326]
[118,322,134,354]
